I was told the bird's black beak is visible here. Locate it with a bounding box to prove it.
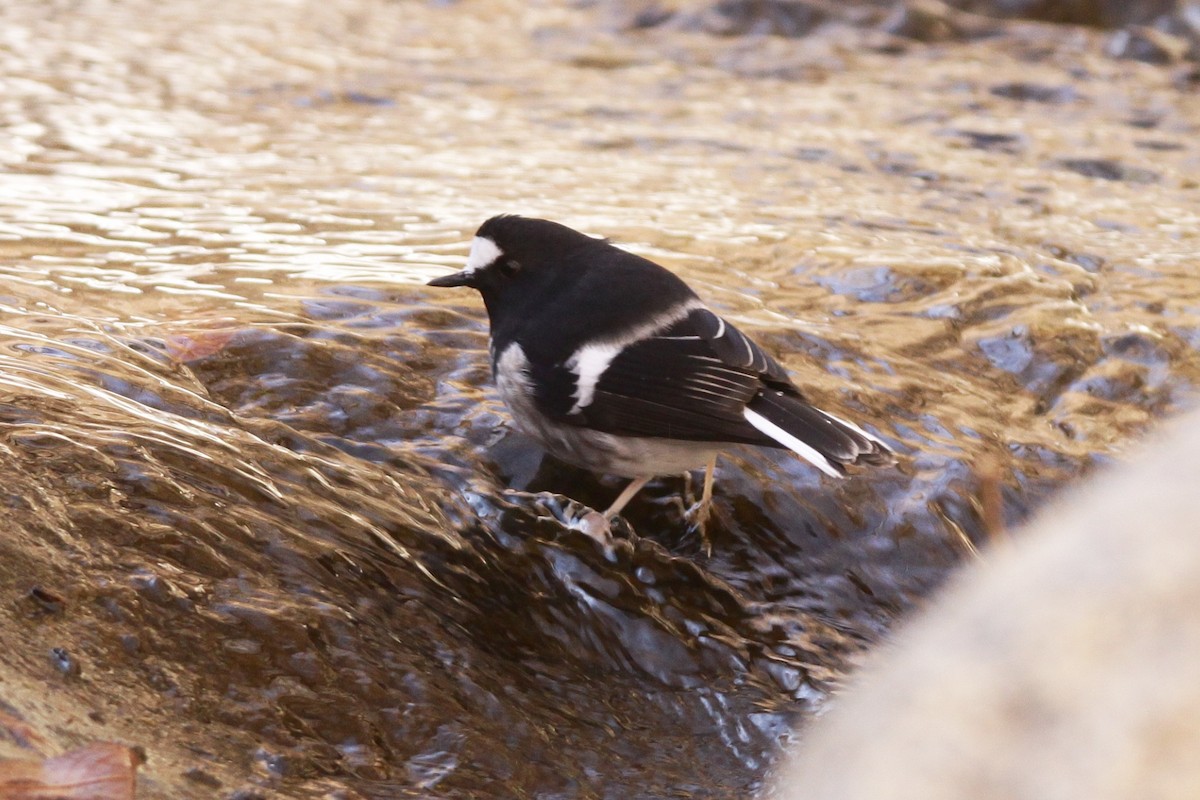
[426,270,474,288]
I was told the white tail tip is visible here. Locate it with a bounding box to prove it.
[743,407,842,478]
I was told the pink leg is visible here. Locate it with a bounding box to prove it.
[604,475,652,519]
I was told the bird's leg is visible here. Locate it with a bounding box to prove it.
[604,475,652,519]
[699,454,717,524]
[686,455,718,555]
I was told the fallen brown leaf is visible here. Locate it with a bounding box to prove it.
[0,742,140,799]
[163,329,238,363]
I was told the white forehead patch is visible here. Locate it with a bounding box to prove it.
[464,236,503,276]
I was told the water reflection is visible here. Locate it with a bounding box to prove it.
[0,0,1198,796]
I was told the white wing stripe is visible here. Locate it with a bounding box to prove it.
[566,298,704,414]
[567,343,622,415]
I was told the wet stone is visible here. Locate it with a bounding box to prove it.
[682,0,832,37]
[948,129,1030,153]
[813,266,948,304]
[1056,158,1161,183]
[944,0,1176,28]
[990,82,1081,103]
[1102,331,1172,366]
[1134,139,1186,151]
[183,767,223,788]
[24,586,65,615]
[1107,25,1190,63]
[880,0,997,42]
[49,647,81,678]
[224,791,268,800]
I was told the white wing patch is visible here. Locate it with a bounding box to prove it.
[566,342,622,415]
[743,408,842,478]
[464,236,503,276]
[565,299,703,414]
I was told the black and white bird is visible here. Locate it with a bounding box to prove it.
[428,215,894,527]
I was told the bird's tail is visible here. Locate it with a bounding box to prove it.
[743,389,895,478]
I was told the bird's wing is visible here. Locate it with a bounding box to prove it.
[682,309,892,471]
[531,307,781,444]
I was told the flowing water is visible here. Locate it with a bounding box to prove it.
[1,1,1198,797]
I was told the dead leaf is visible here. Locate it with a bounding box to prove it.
[164,329,238,363]
[0,742,140,799]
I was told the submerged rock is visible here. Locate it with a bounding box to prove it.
[597,0,1200,62]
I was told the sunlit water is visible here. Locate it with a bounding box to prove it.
[1,1,1198,797]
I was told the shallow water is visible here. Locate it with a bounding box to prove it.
[1,1,1198,797]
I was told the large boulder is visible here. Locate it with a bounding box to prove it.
[778,408,1200,800]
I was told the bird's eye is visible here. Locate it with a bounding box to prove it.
[499,259,522,277]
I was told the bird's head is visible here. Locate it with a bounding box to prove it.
[427,215,598,312]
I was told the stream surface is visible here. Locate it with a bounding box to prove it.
[1,1,1198,798]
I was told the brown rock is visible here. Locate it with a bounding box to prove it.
[778,409,1200,800]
